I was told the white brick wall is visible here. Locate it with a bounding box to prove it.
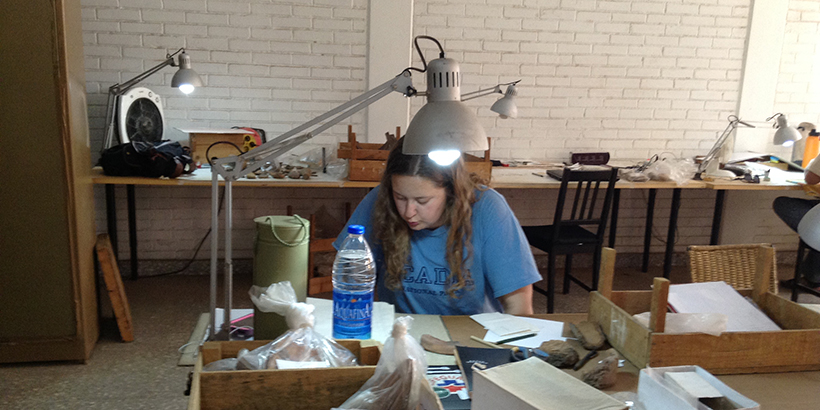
[83,0,368,159]
[413,0,751,163]
[774,0,820,150]
[82,0,816,261]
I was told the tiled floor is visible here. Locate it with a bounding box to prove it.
[1,259,816,409]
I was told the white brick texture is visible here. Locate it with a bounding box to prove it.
[83,0,817,260]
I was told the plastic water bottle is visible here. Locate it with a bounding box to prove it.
[332,225,376,339]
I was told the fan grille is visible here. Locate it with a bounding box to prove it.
[124,97,164,143]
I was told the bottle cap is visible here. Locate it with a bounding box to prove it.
[347,225,365,235]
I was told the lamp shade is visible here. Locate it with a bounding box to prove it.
[403,56,489,156]
[490,84,518,119]
[798,203,820,251]
[171,51,203,94]
[772,114,802,147]
[403,101,489,154]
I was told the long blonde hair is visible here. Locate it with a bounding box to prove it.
[373,139,486,297]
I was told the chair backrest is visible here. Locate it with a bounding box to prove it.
[687,244,778,293]
[551,168,618,243]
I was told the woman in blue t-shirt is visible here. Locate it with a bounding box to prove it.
[335,138,541,315]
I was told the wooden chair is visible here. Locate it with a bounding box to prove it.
[287,204,351,296]
[522,168,618,313]
[791,239,820,301]
[687,244,778,293]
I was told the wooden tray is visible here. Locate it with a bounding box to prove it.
[188,339,381,410]
[338,126,492,181]
[588,248,820,375]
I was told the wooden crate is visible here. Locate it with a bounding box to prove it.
[338,126,492,182]
[188,339,381,410]
[186,129,258,165]
[588,248,820,375]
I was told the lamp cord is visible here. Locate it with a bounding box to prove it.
[145,188,225,278]
[404,35,445,74]
[145,141,243,278]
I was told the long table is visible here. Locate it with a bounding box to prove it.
[92,167,805,279]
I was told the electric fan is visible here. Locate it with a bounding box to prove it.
[116,87,165,144]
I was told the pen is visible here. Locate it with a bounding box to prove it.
[495,332,538,345]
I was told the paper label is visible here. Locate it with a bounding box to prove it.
[275,360,330,369]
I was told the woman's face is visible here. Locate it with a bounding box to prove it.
[391,175,448,230]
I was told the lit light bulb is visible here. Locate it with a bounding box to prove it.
[782,140,794,147]
[428,150,461,166]
[179,84,195,94]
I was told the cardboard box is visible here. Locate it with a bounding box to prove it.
[638,366,759,410]
[338,126,492,182]
[588,274,820,374]
[471,358,626,410]
[187,339,381,410]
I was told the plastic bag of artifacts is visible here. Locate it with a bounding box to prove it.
[202,281,359,371]
[279,146,349,180]
[333,316,442,410]
[644,157,698,185]
[289,145,341,172]
[620,155,698,185]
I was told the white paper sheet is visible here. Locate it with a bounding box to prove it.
[667,282,780,332]
[482,317,567,348]
[470,312,539,337]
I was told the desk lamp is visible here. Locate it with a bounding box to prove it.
[207,35,519,340]
[696,113,802,180]
[101,48,203,152]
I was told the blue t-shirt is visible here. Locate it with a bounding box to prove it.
[333,186,541,315]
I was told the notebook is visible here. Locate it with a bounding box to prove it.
[454,346,514,394]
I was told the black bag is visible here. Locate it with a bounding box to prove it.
[100,140,194,178]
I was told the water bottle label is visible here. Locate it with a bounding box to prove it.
[332,290,373,339]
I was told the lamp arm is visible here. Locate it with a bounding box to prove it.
[460,85,502,101]
[460,79,521,102]
[696,116,757,175]
[697,120,738,174]
[212,71,415,180]
[108,56,176,96]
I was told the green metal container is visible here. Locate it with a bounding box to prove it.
[252,215,310,340]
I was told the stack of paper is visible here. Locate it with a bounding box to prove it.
[470,313,567,348]
[667,282,780,332]
[470,313,539,337]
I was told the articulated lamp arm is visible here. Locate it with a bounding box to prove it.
[695,115,754,178]
[459,79,521,102]
[211,71,415,181]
